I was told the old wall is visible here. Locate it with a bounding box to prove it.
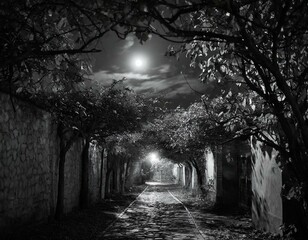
[0,93,58,227]
[251,138,282,234]
[0,93,101,229]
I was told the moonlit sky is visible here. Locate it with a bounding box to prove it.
[92,32,209,108]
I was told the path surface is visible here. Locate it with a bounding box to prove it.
[98,183,204,240]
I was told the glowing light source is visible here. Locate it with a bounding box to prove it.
[130,54,148,71]
[148,152,159,164]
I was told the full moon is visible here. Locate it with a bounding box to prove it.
[130,54,148,71]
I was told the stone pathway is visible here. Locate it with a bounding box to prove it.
[98,184,204,240]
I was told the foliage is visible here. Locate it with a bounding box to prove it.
[0,0,126,90]
[143,103,212,169]
[37,85,145,142]
[105,132,143,158]
[200,87,283,150]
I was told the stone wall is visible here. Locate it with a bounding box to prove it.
[0,93,101,229]
[0,93,58,227]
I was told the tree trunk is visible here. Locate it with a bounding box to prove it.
[55,147,66,219]
[99,148,107,199]
[105,169,112,196]
[124,158,131,188]
[195,165,204,189]
[55,126,77,219]
[120,158,127,194]
[189,157,205,194]
[185,162,192,189]
[194,162,206,195]
[283,156,308,239]
[273,112,308,238]
[80,138,90,209]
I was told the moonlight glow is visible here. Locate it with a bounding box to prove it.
[130,54,148,71]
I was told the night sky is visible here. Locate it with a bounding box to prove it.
[92,32,207,108]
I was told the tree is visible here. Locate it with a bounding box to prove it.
[143,106,209,192]
[0,0,129,91]
[75,86,145,208]
[28,83,145,217]
[104,132,143,193]
[113,1,308,237]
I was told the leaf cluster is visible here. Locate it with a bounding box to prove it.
[0,0,125,90]
[25,84,146,143]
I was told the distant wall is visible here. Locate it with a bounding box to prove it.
[251,138,282,234]
[0,93,101,229]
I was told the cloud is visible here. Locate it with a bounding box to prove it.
[158,64,171,73]
[121,35,135,51]
[127,74,203,98]
[92,70,204,99]
[111,65,120,71]
[93,70,157,82]
[152,76,202,99]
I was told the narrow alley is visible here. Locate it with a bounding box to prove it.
[100,183,204,240]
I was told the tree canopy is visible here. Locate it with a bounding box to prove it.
[0,0,126,90]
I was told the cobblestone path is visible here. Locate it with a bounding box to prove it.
[98,184,204,240]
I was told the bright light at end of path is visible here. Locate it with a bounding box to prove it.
[130,54,148,71]
[148,152,159,164]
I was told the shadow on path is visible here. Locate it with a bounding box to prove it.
[2,183,282,240]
